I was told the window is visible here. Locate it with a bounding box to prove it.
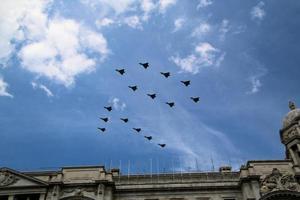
[14,194,40,200]
[0,196,8,200]
[196,198,210,200]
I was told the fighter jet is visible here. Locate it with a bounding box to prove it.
[133,128,141,133]
[115,69,125,75]
[128,85,138,91]
[104,106,112,112]
[144,136,152,140]
[160,72,170,78]
[120,118,129,123]
[139,62,149,69]
[147,93,156,99]
[100,117,109,122]
[181,80,190,87]
[190,97,200,103]
[166,102,175,107]
[97,128,106,132]
[158,144,166,148]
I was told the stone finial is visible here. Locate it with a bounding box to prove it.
[289,101,297,111]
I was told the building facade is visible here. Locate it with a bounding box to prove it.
[1,102,300,200]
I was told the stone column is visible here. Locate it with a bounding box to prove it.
[103,186,113,200]
[8,195,14,200]
[250,180,261,200]
[241,182,253,200]
[96,184,104,200]
[39,194,46,200]
[50,185,60,200]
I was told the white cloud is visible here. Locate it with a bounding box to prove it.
[219,19,230,41]
[191,22,211,37]
[0,76,13,98]
[140,0,156,20]
[90,0,176,26]
[141,0,156,13]
[110,98,126,111]
[197,0,213,9]
[158,0,177,13]
[124,15,142,29]
[243,54,267,95]
[31,81,53,97]
[173,18,185,32]
[95,18,115,28]
[102,0,137,14]
[170,42,225,74]
[0,0,109,88]
[81,0,137,14]
[0,0,50,65]
[246,69,267,95]
[80,29,110,58]
[195,42,218,65]
[215,52,226,67]
[247,77,261,94]
[19,17,109,87]
[251,1,266,21]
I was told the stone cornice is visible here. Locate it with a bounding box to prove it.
[114,182,241,193]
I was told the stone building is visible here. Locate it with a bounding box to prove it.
[1,102,300,200]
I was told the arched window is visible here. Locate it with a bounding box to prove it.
[260,190,300,200]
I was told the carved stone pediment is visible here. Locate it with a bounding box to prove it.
[0,170,19,187]
[0,168,48,188]
[260,168,299,195]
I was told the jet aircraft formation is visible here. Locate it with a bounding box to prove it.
[98,62,200,149]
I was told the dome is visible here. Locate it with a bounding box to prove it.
[282,101,300,129]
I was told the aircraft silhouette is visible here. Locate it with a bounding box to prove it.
[97,128,106,132]
[100,117,109,122]
[128,85,138,91]
[120,118,129,123]
[115,69,125,75]
[144,136,152,140]
[160,72,170,78]
[166,102,175,107]
[181,80,190,87]
[147,93,156,99]
[158,144,166,148]
[104,106,112,112]
[139,62,149,69]
[133,128,141,133]
[191,97,200,103]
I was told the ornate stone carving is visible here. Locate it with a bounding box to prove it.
[63,187,97,196]
[282,125,300,144]
[0,170,19,187]
[260,168,299,195]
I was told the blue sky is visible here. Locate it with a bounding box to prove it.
[0,0,300,173]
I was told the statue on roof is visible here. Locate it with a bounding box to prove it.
[289,101,297,111]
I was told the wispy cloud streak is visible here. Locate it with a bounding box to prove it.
[0,76,13,98]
